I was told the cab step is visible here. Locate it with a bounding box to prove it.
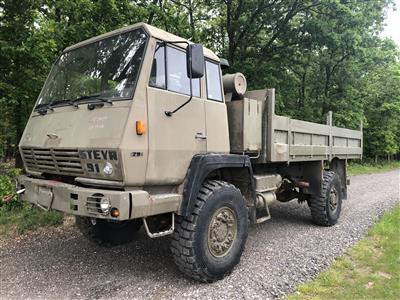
[142,213,175,238]
[255,192,274,223]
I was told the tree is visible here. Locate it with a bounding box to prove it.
[0,0,399,162]
[0,0,47,161]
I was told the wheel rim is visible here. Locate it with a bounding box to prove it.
[207,206,237,258]
[329,187,339,213]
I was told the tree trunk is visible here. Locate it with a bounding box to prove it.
[322,65,331,115]
[226,1,234,65]
[188,0,195,40]
[300,71,306,109]
[147,0,159,25]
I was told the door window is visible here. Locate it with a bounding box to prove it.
[149,44,166,89]
[205,61,222,101]
[149,43,200,97]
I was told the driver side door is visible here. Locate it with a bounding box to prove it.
[145,42,206,185]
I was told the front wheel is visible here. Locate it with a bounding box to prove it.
[308,171,343,226]
[171,180,248,282]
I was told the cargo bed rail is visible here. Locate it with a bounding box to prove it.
[255,89,362,163]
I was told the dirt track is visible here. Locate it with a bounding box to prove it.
[0,169,399,299]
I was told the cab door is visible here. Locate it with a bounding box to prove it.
[204,60,230,154]
[145,42,206,185]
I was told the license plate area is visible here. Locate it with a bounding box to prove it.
[37,185,54,210]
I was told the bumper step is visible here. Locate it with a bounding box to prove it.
[142,213,175,238]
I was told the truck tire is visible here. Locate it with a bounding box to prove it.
[308,171,342,226]
[75,217,142,246]
[171,180,248,282]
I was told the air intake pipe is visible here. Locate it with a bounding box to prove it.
[222,73,247,99]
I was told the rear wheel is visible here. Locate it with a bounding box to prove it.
[308,171,342,226]
[75,217,142,246]
[171,180,248,282]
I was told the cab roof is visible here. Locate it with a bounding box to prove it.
[64,22,220,62]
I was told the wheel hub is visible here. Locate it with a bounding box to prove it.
[208,207,237,257]
[329,187,339,212]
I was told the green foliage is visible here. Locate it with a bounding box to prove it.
[288,205,400,300]
[0,164,22,209]
[0,0,399,160]
[0,163,63,236]
[362,63,400,158]
[348,161,400,176]
[0,202,64,236]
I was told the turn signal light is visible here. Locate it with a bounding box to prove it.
[110,207,120,218]
[136,121,146,135]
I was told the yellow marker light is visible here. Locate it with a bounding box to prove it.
[136,121,146,135]
[110,207,120,218]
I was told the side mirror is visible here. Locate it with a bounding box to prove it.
[186,44,204,79]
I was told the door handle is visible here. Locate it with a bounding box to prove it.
[195,132,207,140]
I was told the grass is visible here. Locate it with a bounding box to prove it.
[347,161,400,176]
[0,163,64,237]
[0,203,64,237]
[288,205,400,300]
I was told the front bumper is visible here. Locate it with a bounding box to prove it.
[17,175,180,220]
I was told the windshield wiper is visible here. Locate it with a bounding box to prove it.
[72,94,101,102]
[73,94,113,105]
[35,94,112,115]
[49,99,79,109]
[36,104,54,115]
[36,99,77,115]
[36,103,54,111]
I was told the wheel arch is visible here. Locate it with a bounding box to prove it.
[179,154,257,223]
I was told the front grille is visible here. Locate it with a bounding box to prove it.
[21,147,84,176]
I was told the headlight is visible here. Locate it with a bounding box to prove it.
[103,162,113,175]
[100,197,111,215]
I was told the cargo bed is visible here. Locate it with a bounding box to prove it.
[227,89,362,163]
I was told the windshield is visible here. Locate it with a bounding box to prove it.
[37,28,148,107]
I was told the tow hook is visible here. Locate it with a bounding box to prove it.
[2,188,26,203]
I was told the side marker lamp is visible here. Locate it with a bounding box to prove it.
[136,121,146,135]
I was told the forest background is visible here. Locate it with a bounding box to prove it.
[1,0,399,163]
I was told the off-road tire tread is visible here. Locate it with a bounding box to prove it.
[170,180,245,282]
[309,171,339,226]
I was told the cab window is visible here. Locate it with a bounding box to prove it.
[205,61,222,101]
[149,44,166,89]
[149,43,200,97]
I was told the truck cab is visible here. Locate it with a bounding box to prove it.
[17,23,362,283]
[18,23,229,219]
[20,23,228,187]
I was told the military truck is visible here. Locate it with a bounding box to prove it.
[16,23,362,282]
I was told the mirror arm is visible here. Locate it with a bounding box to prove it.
[165,79,193,117]
[163,41,194,117]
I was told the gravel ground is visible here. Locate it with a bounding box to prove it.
[0,169,399,300]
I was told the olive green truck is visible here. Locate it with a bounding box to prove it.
[17,23,362,282]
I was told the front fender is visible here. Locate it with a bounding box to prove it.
[179,154,256,219]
